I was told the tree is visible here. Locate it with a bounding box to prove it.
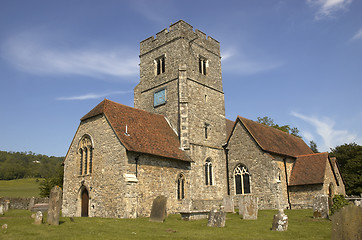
[329,143,362,196]
[39,163,64,197]
[309,140,319,153]
[257,116,301,138]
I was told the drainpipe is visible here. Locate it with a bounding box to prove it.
[224,146,230,195]
[283,158,292,209]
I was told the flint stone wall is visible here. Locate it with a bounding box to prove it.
[0,197,48,210]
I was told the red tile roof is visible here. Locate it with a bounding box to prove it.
[225,119,235,141]
[81,99,191,162]
[237,116,314,157]
[289,152,328,186]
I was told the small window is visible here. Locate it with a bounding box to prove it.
[177,173,185,200]
[199,57,207,75]
[204,123,210,139]
[155,56,165,75]
[205,159,213,185]
[154,88,166,107]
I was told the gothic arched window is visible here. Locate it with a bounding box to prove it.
[177,173,185,200]
[78,135,93,176]
[205,159,213,185]
[234,165,251,194]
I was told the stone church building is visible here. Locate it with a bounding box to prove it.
[62,20,345,218]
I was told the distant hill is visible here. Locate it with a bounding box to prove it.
[0,151,64,180]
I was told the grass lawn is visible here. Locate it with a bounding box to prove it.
[0,209,331,240]
[0,178,42,197]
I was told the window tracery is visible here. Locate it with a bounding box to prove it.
[78,135,93,175]
[234,165,250,194]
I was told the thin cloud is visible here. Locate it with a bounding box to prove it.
[291,111,359,151]
[351,28,362,41]
[2,32,139,79]
[57,91,132,101]
[221,47,283,75]
[306,0,353,20]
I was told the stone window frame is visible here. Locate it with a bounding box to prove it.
[234,164,251,195]
[199,56,208,75]
[204,158,213,186]
[154,55,166,76]
[177,173,186,200]
[78,134,94,176]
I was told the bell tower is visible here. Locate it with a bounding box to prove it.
[134,20,227,199]
[134,20,226,150]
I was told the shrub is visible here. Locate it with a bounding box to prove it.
[330,194,349,215]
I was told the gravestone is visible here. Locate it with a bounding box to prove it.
[207,208,226,227]
[34,211,43,225]
[223,196,234,213]
[313,195,329,219]
[47,186,63,225]
[149,195,167,222]
[4,200,10,212]
[28,197,35,211]
[0,204,3,215]
[239,195,258,220]
[272,209,288,231]
[331,204,362,240]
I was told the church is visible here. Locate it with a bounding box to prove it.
[62,20,345,218]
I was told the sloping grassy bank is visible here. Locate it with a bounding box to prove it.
[0,178,41,197]
[0,209,330,240]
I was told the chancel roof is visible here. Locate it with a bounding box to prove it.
[289,152,329,186]
[81,99,191,162]
[236,116,314,157]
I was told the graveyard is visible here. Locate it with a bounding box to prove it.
[0,208,332,240]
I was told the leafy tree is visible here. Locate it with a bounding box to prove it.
[309,140,319,153]
[39,163,64,197]
[257,116,301,138]
[329,143,362,196]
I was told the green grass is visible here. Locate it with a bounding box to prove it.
[0,209,331,240]
[0,178,42,197]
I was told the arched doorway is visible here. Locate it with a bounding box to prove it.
[81,188,89,217]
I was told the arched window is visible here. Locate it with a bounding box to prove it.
[205,159,213,185]
[177,173,185,200]
[78,135,93,176]
[234,165,251,194]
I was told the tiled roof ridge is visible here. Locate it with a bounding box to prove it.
[296,152,328,158]
[237,116,303,139]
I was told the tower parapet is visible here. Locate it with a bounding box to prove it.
[140,20,220,57]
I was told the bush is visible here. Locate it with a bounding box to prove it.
[330,195,349,215]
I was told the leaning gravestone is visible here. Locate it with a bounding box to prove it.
[207,208,226,227]
[331,204,362,240]
[272,209,288,231]
[28,197,35,211]
[149,195,167,222]
[313,195,329,219]
[223,196,234,213]
[239,195,258,220]
[34,211,43,225]
[47,186,63,225]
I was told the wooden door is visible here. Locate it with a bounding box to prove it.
[81,189,89,217]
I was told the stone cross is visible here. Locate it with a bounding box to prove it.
[47,186,63,225]
[331,204,362,240]
[34,211,43,225]
[272,209,288,231]
[313,195,329,219]
[239,195,258,220]
[207,208,226,227]
[149,195,167,222]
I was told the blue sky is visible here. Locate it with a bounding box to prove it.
[0,0,361,157]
